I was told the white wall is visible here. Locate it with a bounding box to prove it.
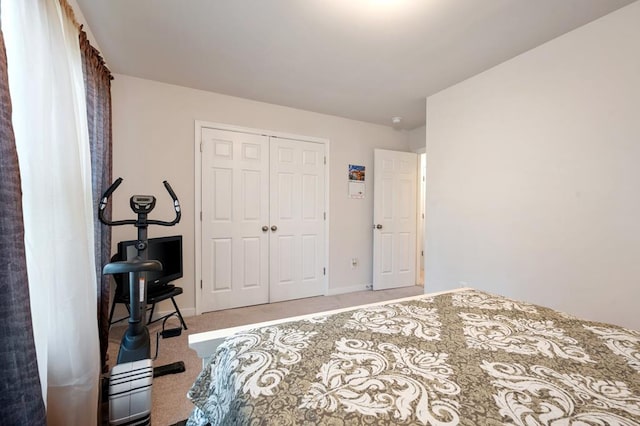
[425,1,640,329]
[408,125,426,153]
[111,75,409,314]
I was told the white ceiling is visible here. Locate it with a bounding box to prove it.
[76,0,635,130]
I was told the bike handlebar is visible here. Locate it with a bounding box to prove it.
[98,177,181,227]
[162,180,182,225]
[163,180,178,202]
[99,177,122,212]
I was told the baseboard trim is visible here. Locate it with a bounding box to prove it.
[150,307,196,322]
[325,283,371,296]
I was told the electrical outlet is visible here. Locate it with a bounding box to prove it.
[351,257,358,268]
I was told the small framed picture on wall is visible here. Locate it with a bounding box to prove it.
[348,164,365,181]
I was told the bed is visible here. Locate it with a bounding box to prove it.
[186,288,640,425]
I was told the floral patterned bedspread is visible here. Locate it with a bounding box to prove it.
[186,290,640,425]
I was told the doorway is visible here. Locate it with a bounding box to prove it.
[195,122,329,314]
[372,149,418,290]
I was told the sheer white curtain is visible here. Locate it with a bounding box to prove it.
[2,0,100,424]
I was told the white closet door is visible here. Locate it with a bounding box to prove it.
[269,138,325,302]
[373,149,417,290]
[201,128,269,311]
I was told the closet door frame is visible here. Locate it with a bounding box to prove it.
[194,121,330,315]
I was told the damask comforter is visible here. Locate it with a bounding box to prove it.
[186,289,640,425]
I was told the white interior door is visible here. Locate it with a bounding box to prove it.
[201,128,269,311]
[373,149,418,290]
[269,138,326,302]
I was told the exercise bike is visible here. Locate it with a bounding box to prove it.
[99,177,183,426]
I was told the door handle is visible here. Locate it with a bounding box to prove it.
[374,224,383,229]
[262,226,269,232]
[271,225,278,232]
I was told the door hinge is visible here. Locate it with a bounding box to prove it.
[200,280,203,289]
[323,267,326,276]
[200,211,202,221]
[324,156,326,165]
[323,212,326,220]
[200,142,203,152]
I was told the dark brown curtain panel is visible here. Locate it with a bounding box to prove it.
[0,23,47,426]
[80,29,113,373]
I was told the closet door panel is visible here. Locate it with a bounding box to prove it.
[269,138,325,302]
[201,129,269,312]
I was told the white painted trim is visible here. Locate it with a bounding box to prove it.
[415,154,421,284]
[194,120,330,314]
[415,153,426,285]
[324,141,331,297]
[194,120,328,144]
[194,121,203,315]
[325,283,370,296]
[188,287,472,361]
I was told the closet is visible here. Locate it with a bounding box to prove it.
[197,126,327,312]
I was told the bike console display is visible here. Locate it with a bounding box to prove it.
[130,195,156,213]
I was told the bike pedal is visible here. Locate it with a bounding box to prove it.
[153,361,185,377]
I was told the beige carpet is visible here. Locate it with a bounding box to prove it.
[107,285,424,426]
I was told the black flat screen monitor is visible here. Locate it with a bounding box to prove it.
[117,235,183,289]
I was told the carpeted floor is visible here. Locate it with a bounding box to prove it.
[107,285,424,425]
